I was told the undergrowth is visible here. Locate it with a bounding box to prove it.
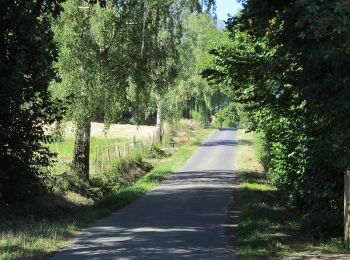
[0,129,212,260]
[237,129,350,258]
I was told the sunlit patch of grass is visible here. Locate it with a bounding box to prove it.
[236,129,350,258]
[48,137,127,160]
[48,137,129,177]
[237,130,299,258]
[50,161,70,175]
[0,129,213,260]
[64,191,93,206]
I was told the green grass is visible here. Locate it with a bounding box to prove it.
[0,129,213,260]
[236,129,350,259]
[48,137,131,175]
[48,137,127,161]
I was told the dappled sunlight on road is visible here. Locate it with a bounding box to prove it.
[51,129,238,260]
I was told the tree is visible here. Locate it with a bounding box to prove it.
[53,0,138,180]
[205,0,350,235]
[215,103,239,127]
[53,0,219,180]
[0,0,63,202]
[138,0,183,142]
[142,1,220,136]
[163,12,227,127]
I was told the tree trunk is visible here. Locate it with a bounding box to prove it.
[141,0,150,58]
[156,90,163,143]
[345,170,350,244]
[72,120,91,181]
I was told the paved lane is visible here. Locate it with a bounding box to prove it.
[51,128,237,260]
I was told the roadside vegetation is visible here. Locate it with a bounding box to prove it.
[3,0,350,258]
[0,128,212,260]
[237,129,350,258]
[203,0,350,247]
[1,0,222,210]
[1,2,224,259]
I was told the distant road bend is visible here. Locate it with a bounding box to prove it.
[52,128,238,260]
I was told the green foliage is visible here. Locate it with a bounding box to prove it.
[0,1,64,202]
[205,0,350,236]
[215,103,239,127]
[146,144,167,159]
[0,129,212,260]
[163,13,227,125]
[91,153,152,194]
[237,130,350,257]
[53,173,96,198]
[52,0,133,124]
[191,110,209,127]
[50,0,219,177]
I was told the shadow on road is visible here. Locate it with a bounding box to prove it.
[52,170,239,260]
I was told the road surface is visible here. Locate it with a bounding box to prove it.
[51,128,238,259]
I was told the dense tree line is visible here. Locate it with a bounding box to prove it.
[0,0,223,203]
[0,0,64,202]
[205,0,350,235]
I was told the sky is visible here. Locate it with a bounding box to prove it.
[215,0,242,22]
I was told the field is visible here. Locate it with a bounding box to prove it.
[47,122,159,175]
[47,121,199,176]
[51,122,157,139]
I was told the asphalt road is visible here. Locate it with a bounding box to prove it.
[51,128,238,260]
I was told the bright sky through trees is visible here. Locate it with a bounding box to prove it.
[215,0,242,21]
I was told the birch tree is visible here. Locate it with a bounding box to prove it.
[53,0,137,180]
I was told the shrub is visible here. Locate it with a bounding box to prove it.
[215,103,240,127]
[91,154,152,194]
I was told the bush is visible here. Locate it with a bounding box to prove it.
[53,173,100,199]
[215,103,239,127]
[191,110,210,128]
[91,153,152,194]
[146,144,167,159]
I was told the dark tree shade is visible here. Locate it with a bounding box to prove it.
[205,0,350,236]
[0,0,63,202]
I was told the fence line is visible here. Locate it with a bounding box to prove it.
[53,125,198,166]
[53,134,157,162]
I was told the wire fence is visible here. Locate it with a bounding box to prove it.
[52,124,199,168]
[53,133,166,164]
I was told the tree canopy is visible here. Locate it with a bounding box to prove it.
[0,0,223,201]
[0,0,64,202]
[204,0,350,235]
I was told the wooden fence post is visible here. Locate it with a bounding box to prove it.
[117,145,121,157]
[345,170,350,244]
[55,142,59,154]
[107,148,111,163]
[115,144,120,158]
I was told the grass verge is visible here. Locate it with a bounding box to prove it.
[236,129,350,259]
[48,137,127,161]
[0,129,213,260]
